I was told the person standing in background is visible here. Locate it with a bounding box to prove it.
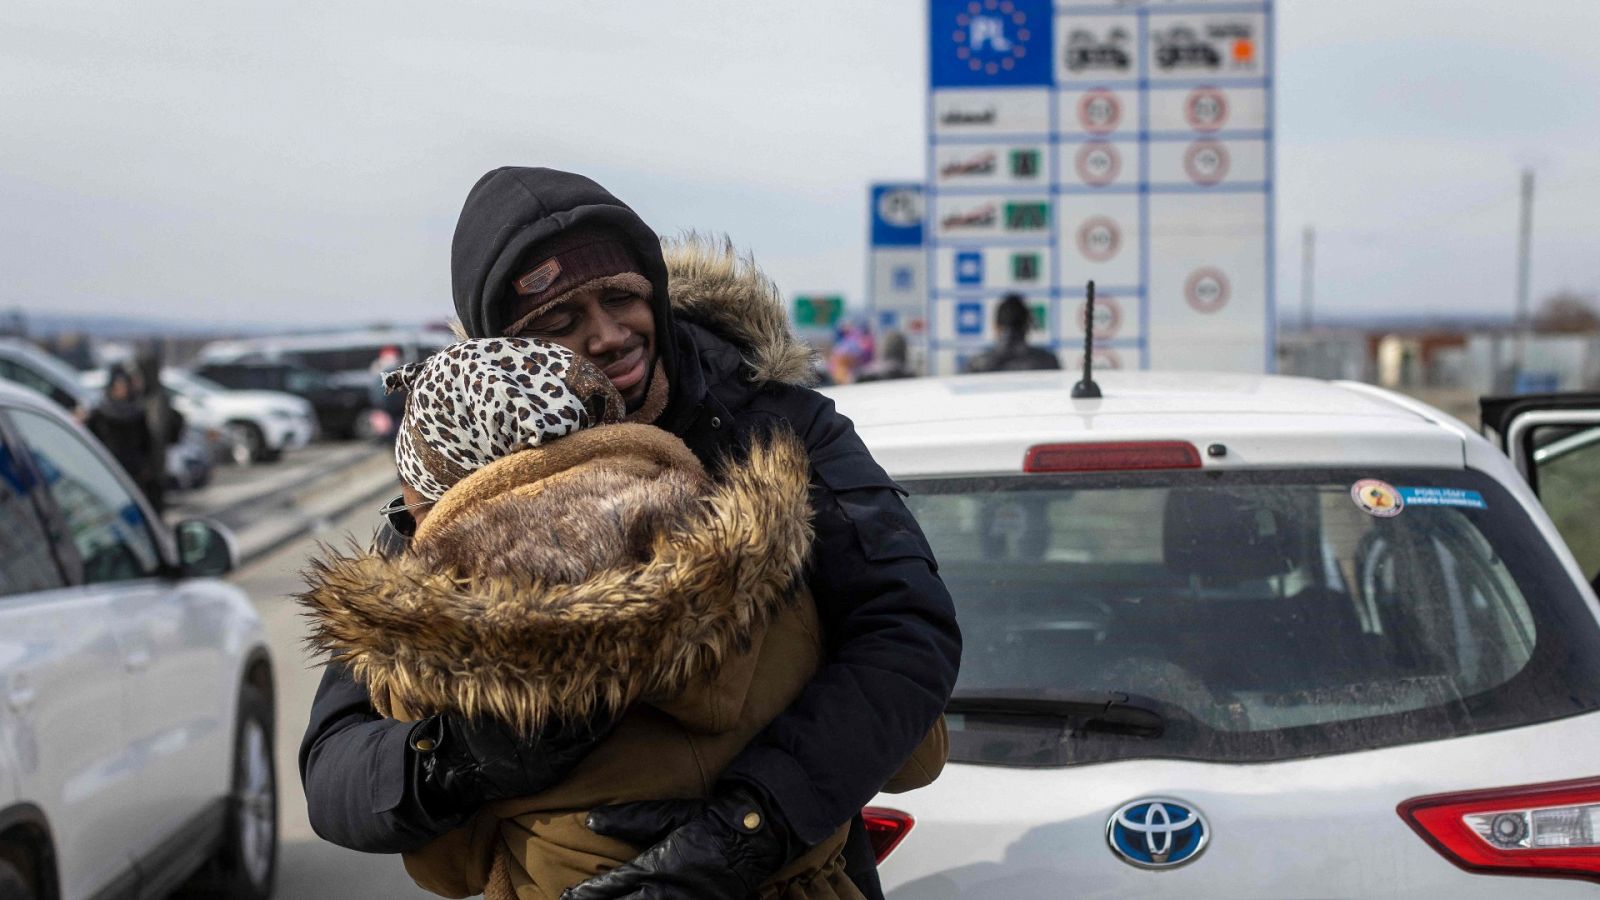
[133,351,182,514]
[87,365,155,493]
[963,293,1060,373]
[855,330,916,382]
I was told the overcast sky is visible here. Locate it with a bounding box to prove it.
[2,0,1597,329]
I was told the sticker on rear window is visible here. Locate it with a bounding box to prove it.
[1397,486,1487,510]
[1351,479,1404,517]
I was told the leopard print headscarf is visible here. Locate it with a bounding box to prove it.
[384,338,625,501]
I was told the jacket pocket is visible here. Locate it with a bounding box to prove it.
[814,452,935,566]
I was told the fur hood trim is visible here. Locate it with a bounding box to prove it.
[298,430,813,732]
[447,234,816,387]
[663,234,817,387]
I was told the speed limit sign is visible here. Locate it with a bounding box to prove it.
[1185,88,1228,132]
[1183,141,1230,185]
[1075,143,1121,186]
[1185,267,1230,313]
[1077,90,1122,135]
[1076,216,1122,263]
[1078,294,1121,339]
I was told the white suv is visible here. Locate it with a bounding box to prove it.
[80,368,317,465]
[830,371,1600,898]
[0,381,277,900]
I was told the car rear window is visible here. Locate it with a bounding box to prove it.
[906,467,1600,766]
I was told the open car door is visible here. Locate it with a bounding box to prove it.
[1482,391,1600,592]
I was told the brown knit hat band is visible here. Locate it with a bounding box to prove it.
[504,272,653,337]
[503,228,645,334]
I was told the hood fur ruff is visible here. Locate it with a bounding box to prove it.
[298,427,813,734]
[662,234,817,387]
[449,234,817,388]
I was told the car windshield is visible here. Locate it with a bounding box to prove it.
[906,467,1600,766]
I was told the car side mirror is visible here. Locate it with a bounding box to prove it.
[176,518,237,578]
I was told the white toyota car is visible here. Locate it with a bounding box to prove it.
[0,380,277,900]
[835,371,1600,898]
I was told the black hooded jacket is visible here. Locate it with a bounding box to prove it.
[300,168,961,895]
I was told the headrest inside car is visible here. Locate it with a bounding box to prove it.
[1163,488,1297,580]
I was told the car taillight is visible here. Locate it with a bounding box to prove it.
[1024,441,1202,473]
[1399,777,1600,883]
[862,807,915,864]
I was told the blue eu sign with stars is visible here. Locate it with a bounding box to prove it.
[956,301,985,336]
[955,251,984,286]
[930,0,1053,88]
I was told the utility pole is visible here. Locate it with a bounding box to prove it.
[1300,226,1316,332]
[1512,168,1535,377]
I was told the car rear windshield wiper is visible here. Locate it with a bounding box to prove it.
[946,690,1165,738]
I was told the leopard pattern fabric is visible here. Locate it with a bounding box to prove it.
[385,338,625,501]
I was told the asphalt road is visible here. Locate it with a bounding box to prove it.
[228,495,437,899]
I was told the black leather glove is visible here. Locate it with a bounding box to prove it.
[408,713,614,814]
[560,785,791,900]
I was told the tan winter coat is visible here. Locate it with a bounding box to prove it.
[300,422,946,900]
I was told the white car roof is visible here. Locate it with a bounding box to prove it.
[822,371,1471,478]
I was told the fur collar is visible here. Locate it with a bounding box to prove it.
[663,234,817,387]
[298,428,813,732]
[451,234,816,387]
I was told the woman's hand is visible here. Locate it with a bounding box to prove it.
[560,785,790,900]
[408,713,614,813]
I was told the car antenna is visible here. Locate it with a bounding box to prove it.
[1072,280,1103,399]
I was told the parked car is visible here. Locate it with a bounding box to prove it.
[194,328,450,438]
[0,379,277,900]
[825,371,1600,898]
[159,369,313,464]
[191,360,376,441]
[0,338,91,416]
[2,341,219,491]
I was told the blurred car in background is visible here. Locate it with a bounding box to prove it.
[166,369,315,463]
[83,368,315,465]
[190,359,377,442]
[2,339,218,491]
[0,338,92,416]
[830,371,1600,899]
[0,379,277,900]
[193,328,449,439]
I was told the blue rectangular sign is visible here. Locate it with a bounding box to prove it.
[956,301,985,335]
[955,250,984,286]
[1398,487,1488,510]
[871,183,925,248]
[929,0,1053,88]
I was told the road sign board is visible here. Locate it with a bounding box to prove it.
[955,251,984,285]
[956,301,984,336]
[793,295,844,327]
[925,0,1274,374]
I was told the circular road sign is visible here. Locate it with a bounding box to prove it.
[1077,216,1122,263]
[1185,267,1231,314]
[1078,90,1122,134]
[1185,88,1228,132]
[1075,142,1122,186]
[1076,348,1124,371]
[1078,294,1122,339]
[877,187,924,227]
[1183,141,1230,185]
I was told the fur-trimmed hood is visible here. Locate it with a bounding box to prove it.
[298,425,813,734]
[663,234,816,388]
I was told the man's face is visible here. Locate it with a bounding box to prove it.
[507,285,656,405]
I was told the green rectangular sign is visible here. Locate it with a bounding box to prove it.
[793,294,844,327]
